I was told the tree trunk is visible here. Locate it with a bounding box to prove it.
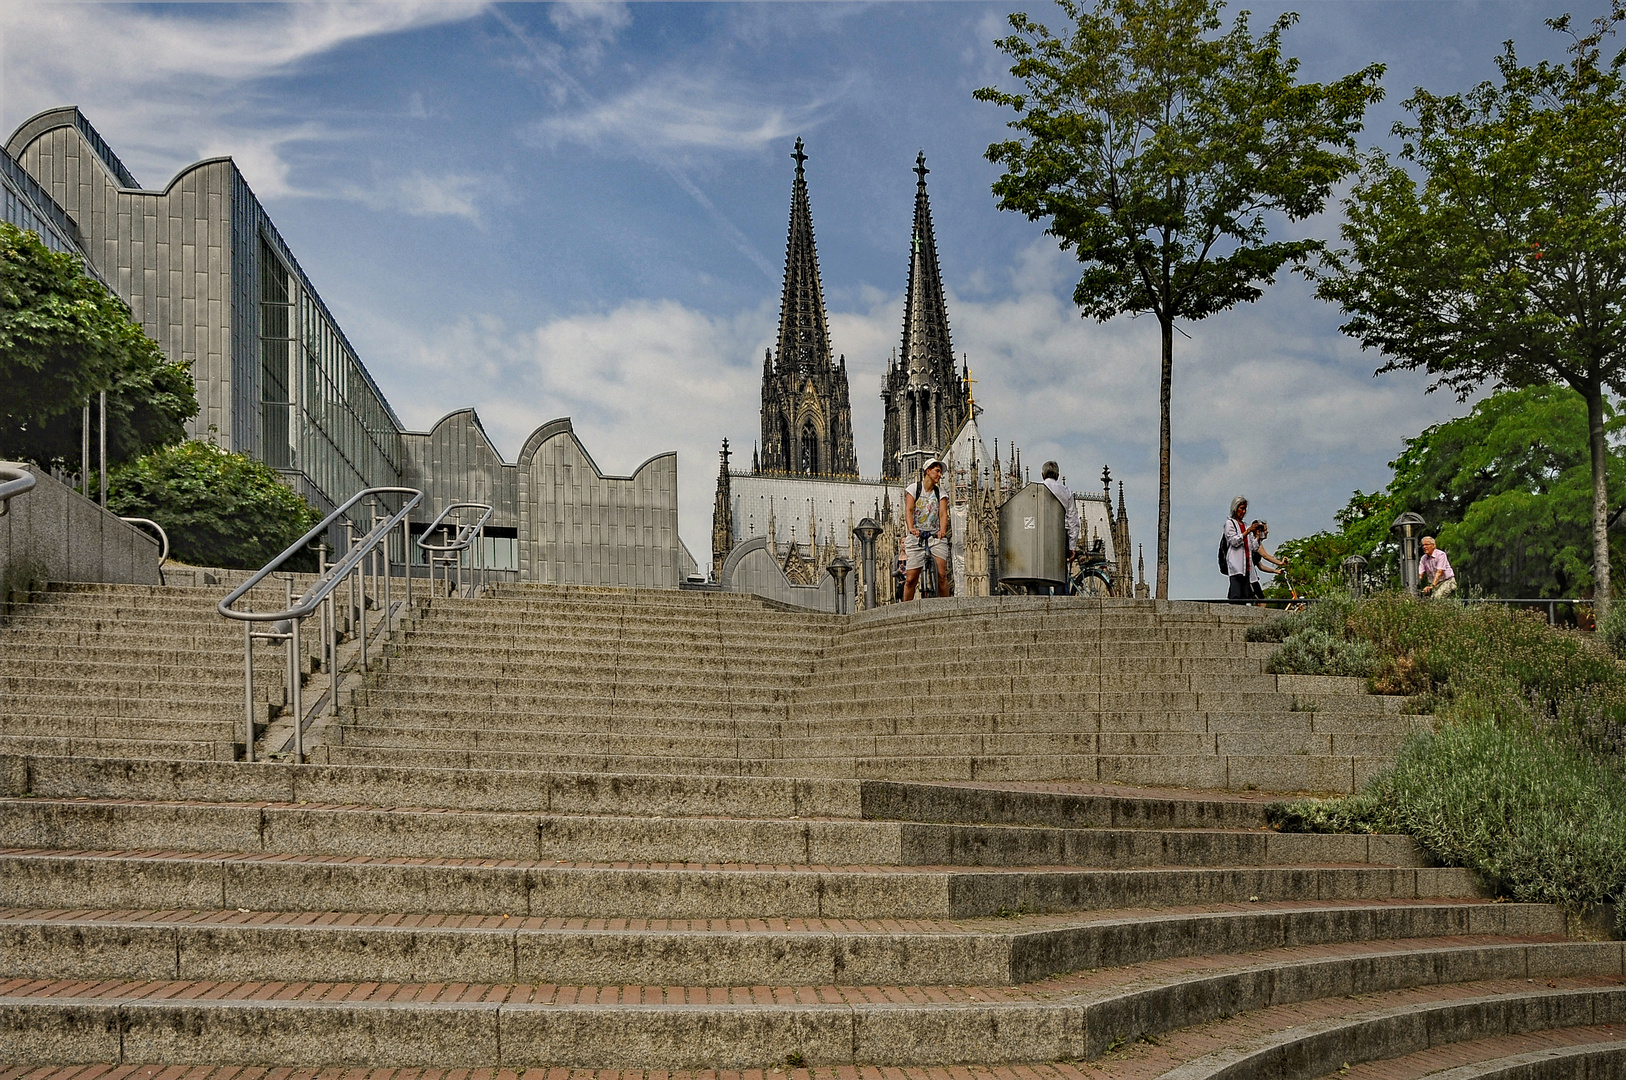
[1587,384,1612,620]
[1156,316,1173,600]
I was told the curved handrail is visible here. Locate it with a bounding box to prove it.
[0,462,36,517]
[119,517,169,567]
[416,502,493,599]
[218,486,423,622]
[416,502,494,554]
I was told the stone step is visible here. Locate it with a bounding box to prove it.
[335,705,1417,740]
[0,959,1614,1069]
[1,756,1273,830]
[328,722,1410,761]
[3,673,288,703]
[0,900,1566,988]
[0,850,1483,919]
[1,694,276,724]
[0,733,240,761]
[1340,1036,1626,1079]
[1158,982,1626,1080]
[0,798,1428,869]
[0,713,247,743]
[309,744,1388,791]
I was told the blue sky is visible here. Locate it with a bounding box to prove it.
[0,1,1591,593]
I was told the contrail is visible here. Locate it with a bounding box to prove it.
[490,6,777,281]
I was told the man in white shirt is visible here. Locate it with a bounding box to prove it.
[1040,461,1081,559]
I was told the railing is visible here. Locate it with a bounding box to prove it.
[415,502,493,600]
[119,517,169,584]
[0,463,36,517]
[218,486,423,763]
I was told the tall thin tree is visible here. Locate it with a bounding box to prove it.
[976,0,1382,596]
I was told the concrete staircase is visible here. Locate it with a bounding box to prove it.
[0,582,1621,1076]
[326,585,1417,793]
[0,581,337,763]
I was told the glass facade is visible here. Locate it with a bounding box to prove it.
[257,236,403,510]
[1,146,90,260]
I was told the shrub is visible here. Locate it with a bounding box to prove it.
[1601,598,1626,660]
[1265,627,1378,677]
[107,440,321,570]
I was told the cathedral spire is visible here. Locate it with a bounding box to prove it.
[758,139,859,477]
[883,152,970,480]
[901,151,953,384]
[710,439,734,581]
[776,136,833,376]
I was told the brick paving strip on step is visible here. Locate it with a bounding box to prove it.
[1321,1026,1623,1079]
[0,896,1519,935]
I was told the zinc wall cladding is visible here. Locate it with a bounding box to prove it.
[8,109,236,451]
[517,420,680,588]
[400,411,521,531]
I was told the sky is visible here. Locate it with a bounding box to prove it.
[0,0,1595,594]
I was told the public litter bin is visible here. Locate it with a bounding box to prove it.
[998,482,1069,592]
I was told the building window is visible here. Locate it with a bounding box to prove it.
[259,239,295,469]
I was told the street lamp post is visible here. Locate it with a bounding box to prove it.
[827,555,853,615]
[1390,513,1427,596]
[852,518,881,610]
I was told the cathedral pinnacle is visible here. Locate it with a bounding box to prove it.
[793,136,807,175]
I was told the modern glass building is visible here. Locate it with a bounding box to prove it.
[5,107,691,587]
[6,106,403,513]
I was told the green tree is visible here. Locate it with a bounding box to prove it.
[1315,8,1626,615]
[975,0,1383,597]
[1274,385,1626,598]
[0,221,196,470]
[107,440,321,571]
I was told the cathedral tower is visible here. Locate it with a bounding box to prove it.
[757,139,859,478]
[882,152,970,480]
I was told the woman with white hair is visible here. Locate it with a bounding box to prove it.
[1222,496,1262,602]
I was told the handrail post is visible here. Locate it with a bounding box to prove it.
[403,515,413,609]
[291,613,303,763]
[327,591,338,720]
[243,619,255,763]
[283,575,296,762]
[382,524,392,645]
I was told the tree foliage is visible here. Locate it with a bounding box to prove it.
[1274,385,1626,598]
[0,221,196,470]
[107,440,321,571]
[1314,8,1626,611]
[975,0,1382,597]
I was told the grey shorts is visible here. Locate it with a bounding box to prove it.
[904,532,950,570]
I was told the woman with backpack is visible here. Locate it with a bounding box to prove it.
[1220,496,1263,602]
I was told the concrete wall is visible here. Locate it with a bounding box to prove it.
[0,466,161,598]
[718,537,850,613]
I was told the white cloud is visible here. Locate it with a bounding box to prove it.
[548,1,631,57]
[2,3,486,198]
[528,69,841,156]
[340,170,490,222]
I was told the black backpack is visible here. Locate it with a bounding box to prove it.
[1218,531,1229,575]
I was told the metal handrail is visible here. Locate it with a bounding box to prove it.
[0,463,36,517]
[219,485,423,764]
[119,517,169,585]
[416,502,493,599]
